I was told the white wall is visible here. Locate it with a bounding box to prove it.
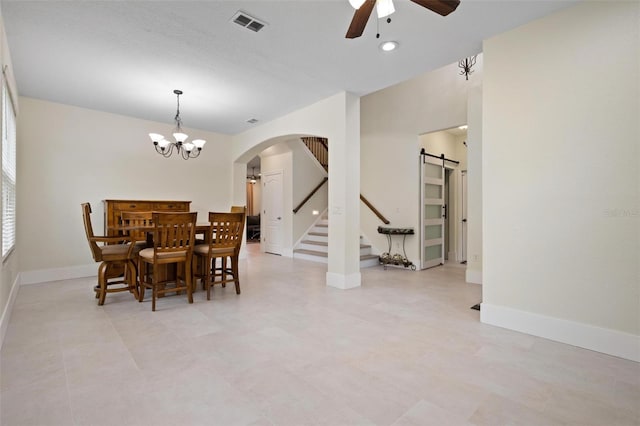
[482,1,640,360]
[361,59,482,268]
[16,97,233,278]
[466,86,483,283]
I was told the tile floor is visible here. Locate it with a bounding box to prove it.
[1,244,639,426]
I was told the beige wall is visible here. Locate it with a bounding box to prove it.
[16,97,233,275]
[361,59,482,268]
[482,2,639,359]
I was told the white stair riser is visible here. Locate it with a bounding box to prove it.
[360,257,380,268]
[294,251,379,268]
[306,233,328,243]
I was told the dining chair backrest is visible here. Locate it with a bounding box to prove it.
[207,212,245,252]
[230,205,246,214]
[121,211,153,242]
[81,202,102,262]
[151,212,197,257]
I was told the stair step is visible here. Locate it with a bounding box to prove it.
[298,240,373,255]
[301,240,327,247]
[300,240,371,249]
[294,248,328,257]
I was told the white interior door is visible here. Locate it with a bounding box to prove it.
[262,170,283,255]
[421,156,445,269]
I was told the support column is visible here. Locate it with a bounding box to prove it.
[326,92,361,289]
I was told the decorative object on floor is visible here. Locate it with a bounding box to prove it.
[346,0,460,39]
[458,55,477,80]
[149,89,206,160]
[471,303,480,310]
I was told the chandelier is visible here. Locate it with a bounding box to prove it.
[148,89,206,160]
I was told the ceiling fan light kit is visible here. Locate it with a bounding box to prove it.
[346,0,460,39]
[376,0,395,18]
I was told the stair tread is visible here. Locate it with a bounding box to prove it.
[301,240,327,246]
[308,231,328,236]
[295,249,378,261]
[294,249,328,257]
[301,240,370,249]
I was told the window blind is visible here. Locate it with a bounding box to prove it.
[2,81,16,258]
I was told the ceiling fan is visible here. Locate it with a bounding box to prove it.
[346,0,460,39]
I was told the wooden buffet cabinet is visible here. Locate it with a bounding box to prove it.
[103,199,191,235]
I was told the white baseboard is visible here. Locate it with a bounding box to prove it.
[20,264,96,285]
[0,274,20,350]
[481,303,640,362]
[466,268,482,284]
[326,271,361,289]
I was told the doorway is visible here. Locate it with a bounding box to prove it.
[262,169,284,255]
[418,125,468,267]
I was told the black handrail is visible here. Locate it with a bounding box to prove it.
[293,177,328,214]
[360,194,390,224]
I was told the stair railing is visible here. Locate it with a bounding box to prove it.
[301,137,328,171]
[293,177,328,214]
[360,194,390,224]
[299,137,390,224]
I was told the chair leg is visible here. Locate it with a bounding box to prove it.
[232,255,241,295]
[186,260,193,304]
[127,260,140,300]
[205,256,212,301]
[221,257,227,287]
[152,264,158,311]
[97,262,108,306]
[138,258,146,302]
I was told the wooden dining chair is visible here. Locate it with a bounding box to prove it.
[81,202,138,305]
[193,212,245,300]
[137,211,197,311]
[121,211,153,249]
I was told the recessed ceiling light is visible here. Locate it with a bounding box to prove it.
[379,41,398,52]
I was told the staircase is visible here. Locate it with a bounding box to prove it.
[293,216,379,268]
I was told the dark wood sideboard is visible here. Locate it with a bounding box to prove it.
[103,199,191,235]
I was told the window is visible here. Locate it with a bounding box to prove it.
[2,81,16,258]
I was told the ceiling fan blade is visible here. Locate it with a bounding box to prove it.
[346,0,376,39]
[409,0,460,16]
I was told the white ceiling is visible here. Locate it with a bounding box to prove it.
[1,0,579,135]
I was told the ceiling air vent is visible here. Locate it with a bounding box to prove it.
[231,11,267,33]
